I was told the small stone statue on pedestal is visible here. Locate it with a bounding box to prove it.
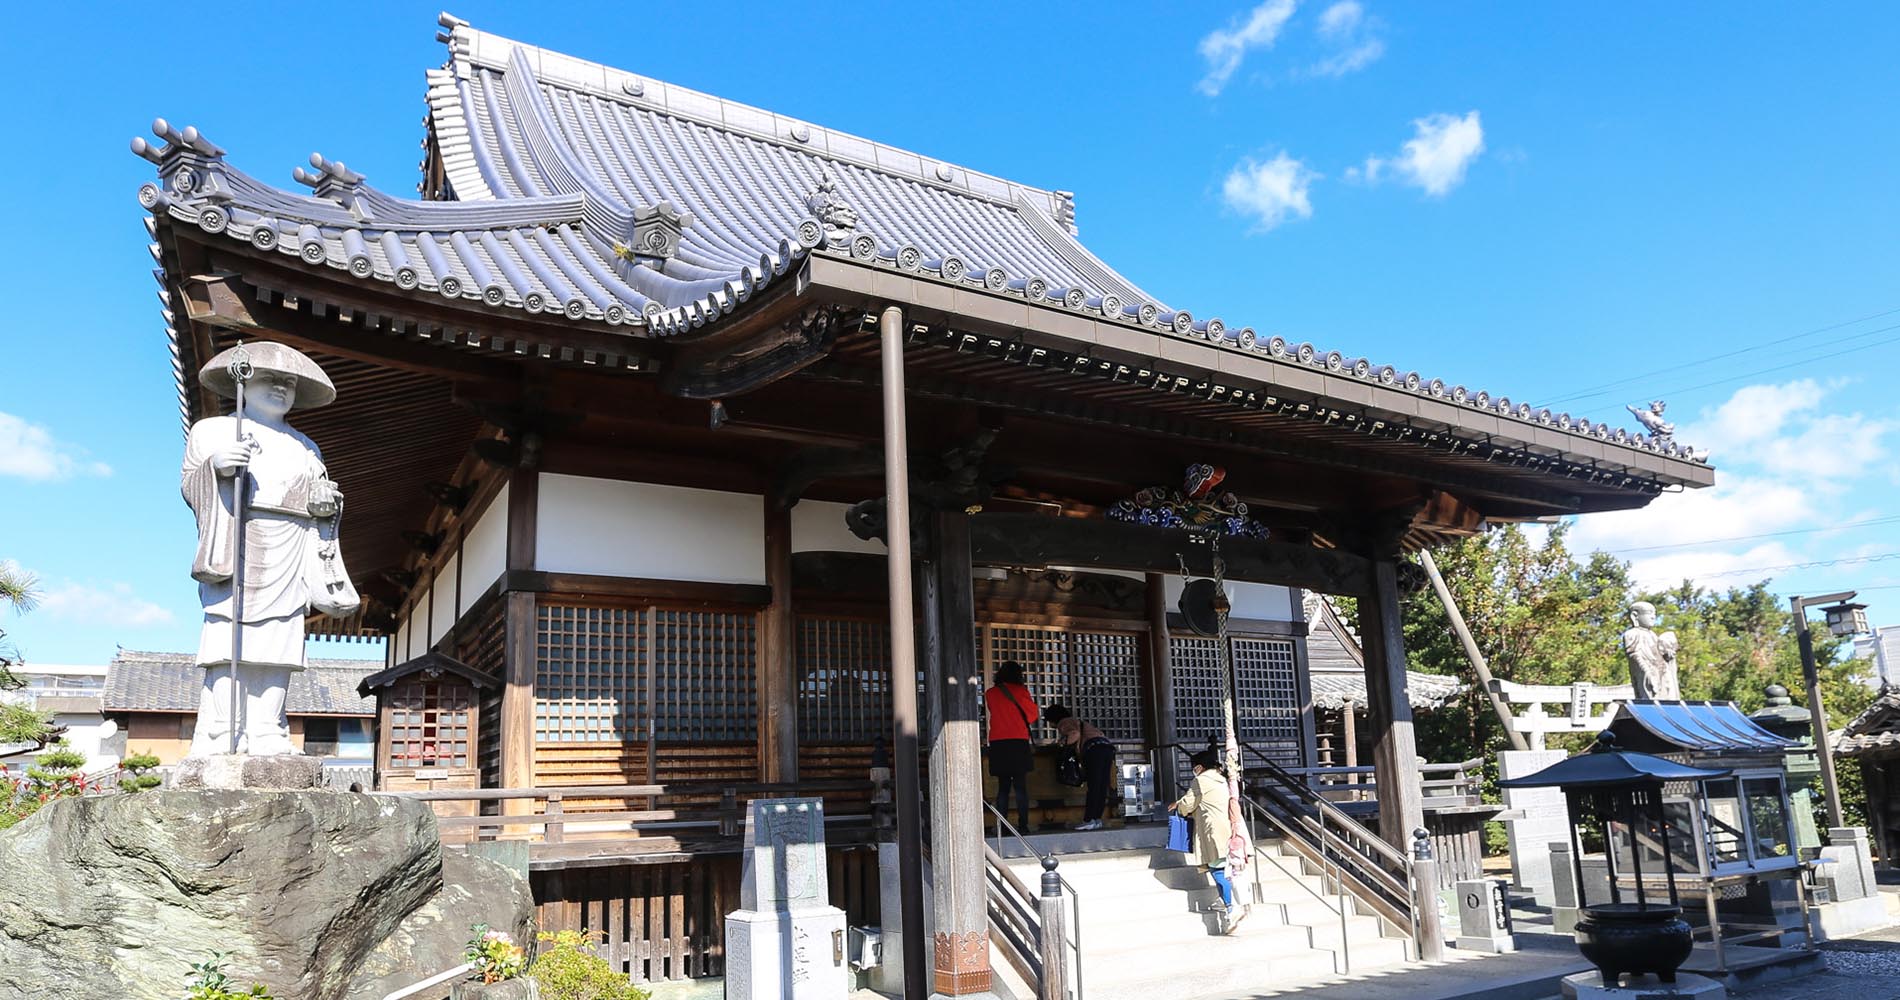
[1620,602,1680,700]
[178,342,358,781]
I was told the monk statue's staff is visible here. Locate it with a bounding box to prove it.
[225,343,254,754]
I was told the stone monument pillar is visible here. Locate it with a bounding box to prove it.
[175,341,359,789]
[726,797,849,1000]
[1454,878,1516,953]
[1499,748,1569,903]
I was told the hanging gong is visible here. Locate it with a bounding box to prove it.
[1178,578,1226,637]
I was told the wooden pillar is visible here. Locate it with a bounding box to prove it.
[499,468,539,803]
[926,510,992,997]
[1358,558,1423,850]
[1144,572,1179,805]
[759,503,797,783]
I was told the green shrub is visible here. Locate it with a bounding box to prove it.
[529,930,649,1000]
[183,952,274,999]
[120,752,163,794]
[0,740,91,830]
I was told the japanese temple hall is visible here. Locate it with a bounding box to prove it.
[131,13,1714,994]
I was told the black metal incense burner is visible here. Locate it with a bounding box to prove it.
[1575,902,1695,986]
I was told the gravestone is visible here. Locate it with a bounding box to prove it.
[1500,749,1570,903]
[726,798,848,1000]
[1455,879,1517,953]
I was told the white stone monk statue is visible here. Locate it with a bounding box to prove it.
[1620,600,1681,700]
[184,342,358,756]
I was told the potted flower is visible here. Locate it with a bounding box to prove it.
[451,924,537,1000]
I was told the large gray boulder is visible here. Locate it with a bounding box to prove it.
[0,789,534,1000]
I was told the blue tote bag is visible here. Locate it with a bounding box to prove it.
[1167,813,1192,853]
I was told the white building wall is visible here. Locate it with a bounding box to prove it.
[536,474,766,584]
[460,482,510,611]
[790,500,885,555]
[431,554,458,647]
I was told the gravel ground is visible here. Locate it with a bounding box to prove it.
[1725,926,1900,1000]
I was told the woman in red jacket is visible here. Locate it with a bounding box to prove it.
[984,660,1038,831]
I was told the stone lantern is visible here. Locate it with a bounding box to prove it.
[1750,685,1821,856]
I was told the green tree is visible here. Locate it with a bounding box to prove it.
[0,562,55,749]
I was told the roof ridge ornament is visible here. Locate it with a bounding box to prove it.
[804,172,858,248]
[615,200,691,271]
[294,153,373,220]
[132,119,231,214]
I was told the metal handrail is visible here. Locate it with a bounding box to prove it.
[982,801,1083,1000]
[1229,743,1419,951]
[379,962,474,1000]
[1234,791,1357,974]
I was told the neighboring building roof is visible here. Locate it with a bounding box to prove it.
[1834,690,1900,757]
[1302,592,1465,711]
[1855,627,1900,689]
[103,650,378,716]
[132,13,1712,480]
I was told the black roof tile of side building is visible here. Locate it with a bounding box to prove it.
[103,650,378,716]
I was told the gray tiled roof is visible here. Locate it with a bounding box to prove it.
[1834,690,1900,756]
[104,649,378,716]
[1302,592,1465,711]
[131,13,1714,466]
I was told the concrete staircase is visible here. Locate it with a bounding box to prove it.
[991,830,1413,999]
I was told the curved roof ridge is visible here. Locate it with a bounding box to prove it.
[436,14,1073,217]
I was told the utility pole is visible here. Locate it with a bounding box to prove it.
[1790,590,1859,830]
[1419,549,1528,752]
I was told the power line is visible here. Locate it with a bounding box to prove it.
[1607,513,1900,554]
[1694,550,1900,580]
[1542,305,1900,407]
[1627,326,1900,403]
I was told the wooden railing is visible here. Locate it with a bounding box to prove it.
[378,779,877,853]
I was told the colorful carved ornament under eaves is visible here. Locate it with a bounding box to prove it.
[1107,464,1269,538]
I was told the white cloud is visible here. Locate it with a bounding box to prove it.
[1221,153,1318,231]
[1310,1,1385,77]
[1564,378,1895,590]
[1197,0,1299,96]
[0,412,111,481]
[38,582,174,629]
[1355,111,1486,197]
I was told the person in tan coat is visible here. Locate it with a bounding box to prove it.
[1170,750,1249,933]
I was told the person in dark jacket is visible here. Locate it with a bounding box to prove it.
[983,660,1038,831]
[1045,703,1117,830]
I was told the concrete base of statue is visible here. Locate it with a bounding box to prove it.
[1562,971,1725,1000]
[724,906,849,1000]
[1813,893,1893,940]
[172,753,323,790]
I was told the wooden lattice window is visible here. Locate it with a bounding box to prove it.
[797,617,892,743]
[536,605,645,741]
[1170,633,1302,767]
[388,678,474,767]
[653,609,758,742]
[983,624,1143,742]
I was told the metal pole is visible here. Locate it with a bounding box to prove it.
[1792,595,1847,829]
[1419,549,1528,752]
[225,345,254,755]
[880,305,928,1000]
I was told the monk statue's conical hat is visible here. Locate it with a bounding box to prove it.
[197,342,337,409]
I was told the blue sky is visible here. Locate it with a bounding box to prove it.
[3,2,1898,666]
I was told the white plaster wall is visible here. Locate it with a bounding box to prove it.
[411,587,431,656]
[394,620,411,664]
[536,474,765,584]
[1162,577,1295,622]
[431,554,458,647]
[790,500,886,555]
[460,483,509,612]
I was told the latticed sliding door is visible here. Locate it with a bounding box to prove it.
[534,602,760,793]
[980,624,1144,744]
[796,617,893,744]
[1169,633,1303,779]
